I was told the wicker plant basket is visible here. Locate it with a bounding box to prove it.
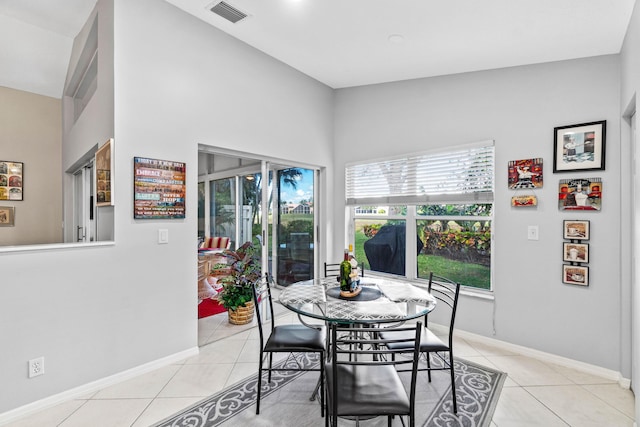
[228,300,255,325]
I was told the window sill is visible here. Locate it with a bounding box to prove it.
[460,287,495,301]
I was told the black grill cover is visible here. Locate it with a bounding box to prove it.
[364,225,423,275]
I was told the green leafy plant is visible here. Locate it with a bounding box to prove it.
[213,242,262,311]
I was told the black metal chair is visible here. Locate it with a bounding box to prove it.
[252,275,326,415]
[325,322,422,427]
[324,261,364,278]
[379,272,461,413]
[324,262,341,278]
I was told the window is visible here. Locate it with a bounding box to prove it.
[347,141,494,290]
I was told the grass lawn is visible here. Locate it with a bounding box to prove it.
[354,231,490,290]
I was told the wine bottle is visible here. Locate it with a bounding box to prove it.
[340,249,352,291]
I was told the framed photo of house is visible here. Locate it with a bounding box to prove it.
[0,206,15,226]
[0,161,23,201]
[563,242,589,263]
[563,220,590,240]
[563,265,589,286]
[95,139,114,206]
[553,120,606,172]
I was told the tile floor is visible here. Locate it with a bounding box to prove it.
[3,305,636,427]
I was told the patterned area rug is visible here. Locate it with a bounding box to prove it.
[154,354,505,427]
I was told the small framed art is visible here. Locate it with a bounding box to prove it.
[553,120,606,172]
[558,178,602,211]
[95,139,113,207]
[508,158,543,189]
[0,161,23,201]
[563,242,589,263]
[563,265,589,286]
[563,220,590,240]
[0,206,15,226]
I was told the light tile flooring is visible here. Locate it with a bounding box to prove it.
[4,307,636,427]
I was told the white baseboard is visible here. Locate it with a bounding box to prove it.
[0,346,199,426]
[454,329,631,389]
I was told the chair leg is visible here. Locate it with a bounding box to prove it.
[449,351,457,414]
[324,384,330,427]
[268,353,273,383]
[320,355,325,417]
[256,353,263,415]
[426,352,432,382]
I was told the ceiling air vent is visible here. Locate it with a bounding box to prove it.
[210,1,248,24]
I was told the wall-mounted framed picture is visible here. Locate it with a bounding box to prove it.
[563,264,589,286]
[563,219,590,240]
[133,157,186,219]
[0,161,23,201]
[95,139,114,207]
[0,205,15,226]
[508,158,543,189]
[563,242,589,263]
[553,120,606,173]
[558,178,602,211]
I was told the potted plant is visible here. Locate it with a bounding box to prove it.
[213,241,261,324]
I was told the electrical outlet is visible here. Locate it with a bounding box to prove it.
[28,357,44,378]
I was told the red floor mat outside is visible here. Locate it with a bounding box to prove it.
[198,298,227,319]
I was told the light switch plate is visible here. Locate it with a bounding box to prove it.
[158,229,169,244]
[527,225,539,240]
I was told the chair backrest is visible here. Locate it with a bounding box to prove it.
[324,262,341,278]
[252,274,277,349]
[324,261,365,278]
[329,322,422,417]
[427,272,461,348]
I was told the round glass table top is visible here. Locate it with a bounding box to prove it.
[278,276,437,324]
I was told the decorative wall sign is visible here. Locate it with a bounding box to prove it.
[0,205,15,226]
[563,220,590,240]
[508,158,543,189]
[562,265,589,286]
[133,157,186,219]
[511,195,537,207]
[553,120,606,172]
[558,178,602,211]
[563,242,589,263]
[95,139,113,207]
[0,161,23,201]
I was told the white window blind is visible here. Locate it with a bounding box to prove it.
[346,141,494,205]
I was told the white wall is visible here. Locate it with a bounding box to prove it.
[620,1,640,421]
[0,0,333,416]
[334,55,627,374]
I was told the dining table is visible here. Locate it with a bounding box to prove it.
[277,275,437,406]
[278,276,437,325]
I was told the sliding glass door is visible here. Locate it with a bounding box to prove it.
[198,151,317,286]
[274,167,315,285]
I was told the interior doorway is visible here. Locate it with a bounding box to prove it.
[197,147,319,346]
[197,150,318,283]
[72,161,96,242]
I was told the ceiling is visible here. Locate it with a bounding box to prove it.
[0,0,636,98]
